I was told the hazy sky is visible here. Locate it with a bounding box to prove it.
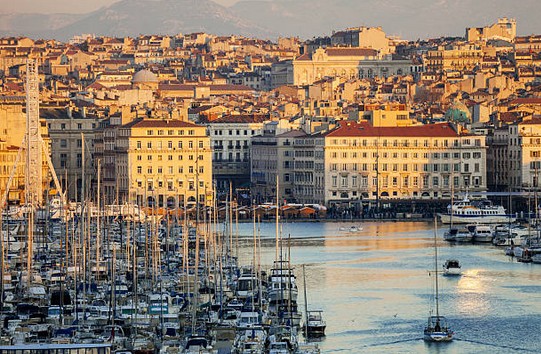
[0,0,245,14]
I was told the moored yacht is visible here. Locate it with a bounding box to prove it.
[439,194,514,224]
[469,224,494,243]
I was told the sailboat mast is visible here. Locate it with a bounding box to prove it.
[434,217,439,318]
[253,197,257,270]
[96,158,101,281]
[0,213,4,312]
[303,264,309,335]
[275,175,279,261]
[229,181,233,255]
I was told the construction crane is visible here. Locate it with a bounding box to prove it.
[0,59,66,211]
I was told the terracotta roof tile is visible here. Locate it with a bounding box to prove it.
[326,48,378,57]
[325,121,458,138]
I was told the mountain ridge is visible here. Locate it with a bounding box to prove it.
[0,0,540,42]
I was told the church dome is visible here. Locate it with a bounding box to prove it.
[132,69,158,84]
[445,100,471,123]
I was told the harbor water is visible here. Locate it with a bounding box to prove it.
[234,220,541,353]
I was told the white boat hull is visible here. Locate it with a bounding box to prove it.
[439,213,515,224]
[443,268,461,276]
[424,332,453,342]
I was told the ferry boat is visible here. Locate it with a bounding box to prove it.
[438,195,514,224]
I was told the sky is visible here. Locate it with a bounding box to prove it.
[0,0,245,14]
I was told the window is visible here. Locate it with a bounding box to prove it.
[60,153,67,168]
[332,176,337,187]
[137,141,141,149]
[147,130,153,136]
[147,142,152,149]
[352,176,357,187]
[137,166,142,174]
[60,139,67,148]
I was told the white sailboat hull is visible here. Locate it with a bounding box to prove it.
[424,331,453,342]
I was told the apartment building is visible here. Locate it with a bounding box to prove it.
[491,119,541,192]
[425,44,483,72]
[466,18,516,42]
[115,118,212,208]
[43,107,100,201]
[250,120,296,203]
[331,26,394,54]
[291,132,325,205]
[206,114,267,192]
[323,121,487,208]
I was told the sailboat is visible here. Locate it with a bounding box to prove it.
[423,217,454,342]
[302,265,326,337]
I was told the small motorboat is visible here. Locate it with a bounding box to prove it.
[339,225,363,232]
[443,259,462,276]
[450,227,473,242]
[305,310,326,337]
